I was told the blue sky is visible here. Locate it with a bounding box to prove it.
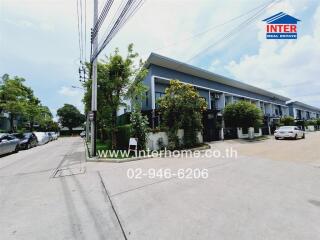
[1,0,320,119]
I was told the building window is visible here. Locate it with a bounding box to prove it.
[155,92,165,108]
[155,92,165,101]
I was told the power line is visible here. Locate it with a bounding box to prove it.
[145,0,277,55]
[186,0,280,64]
[84,0,87,61]
[80,0,85,63]
[91,0,114,41]
[76,0,83,62]
[91,0,145,62]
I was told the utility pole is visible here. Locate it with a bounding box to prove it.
[91,0,98,156]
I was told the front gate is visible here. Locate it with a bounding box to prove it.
[202,110,221,142]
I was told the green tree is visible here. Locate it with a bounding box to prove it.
[57,104,85,134]
[83,44,148,149]
[0,74,53,132]
[280,116,295,126]
[35,106,55,131]
[223,101,263,129]
[158,80,207,149]
[0,75,29,131]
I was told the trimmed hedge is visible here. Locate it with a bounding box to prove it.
[117,112,131,126]
[116,124,132,150]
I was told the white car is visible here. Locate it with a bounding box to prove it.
[34,132,50,145]
[274,126,305,140]
[50,132,58,140]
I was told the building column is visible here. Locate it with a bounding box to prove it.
[221,93,226,109]
[151,76,155,110]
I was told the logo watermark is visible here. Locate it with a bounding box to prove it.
[262,12,300,39]
[97,147,237,159]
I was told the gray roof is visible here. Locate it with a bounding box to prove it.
[286,101,320,112]
[145,53,290,102]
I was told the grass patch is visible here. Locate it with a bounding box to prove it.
[95,139,135,159]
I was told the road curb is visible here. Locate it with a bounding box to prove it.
[84,141,211,163]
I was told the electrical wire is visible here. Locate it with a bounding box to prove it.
[186,0,280,64]
[80,0,84,63]
[147,0,277,55]
[92,0,114,41]
[76,0,83,62]
[91,0,144,61]
[84,0,87,62]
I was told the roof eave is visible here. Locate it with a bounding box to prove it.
[145,53,291,102]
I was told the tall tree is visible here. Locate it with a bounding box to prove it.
[57,104,85,133]
[0,74,56,132]
[83,44,148,149]
[158,80,207,149]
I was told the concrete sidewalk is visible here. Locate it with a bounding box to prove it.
[91,143,320,239]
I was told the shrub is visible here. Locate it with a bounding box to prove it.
[296,120,305,127]
[306,120,317,126]
[130,111,149,150]
[223,101,263,129]
[280,116,295,126]
[116,124,132,150]
[117,112,131,126]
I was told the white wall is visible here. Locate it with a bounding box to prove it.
[237,127,262,139]
[147,130,203,150]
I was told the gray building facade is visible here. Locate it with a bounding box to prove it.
[143,53,289,116]
[287,101,320,120]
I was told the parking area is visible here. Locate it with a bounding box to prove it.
[2,134,320,240]
[86,131,320,239]
[213,131,320,163]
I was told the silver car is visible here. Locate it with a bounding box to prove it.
[274,126,305,140]
[0,134,20,156]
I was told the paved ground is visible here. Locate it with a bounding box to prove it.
[212,131,320,163]
[1,134,320,239]
[0,137,125,240]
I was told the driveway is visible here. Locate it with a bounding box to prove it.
[212,131,320,163]
[89,131,320,239]
[1,134,320,239]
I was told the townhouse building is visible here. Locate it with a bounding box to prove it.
[141,53,290,141]
[287,101,320,120]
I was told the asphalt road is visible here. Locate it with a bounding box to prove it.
[0,137,125,240]
[1,135,320,240]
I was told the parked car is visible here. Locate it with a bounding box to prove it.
[274,126,305,140]
[0,134,20,156]
[34,132,50,145]
[80,131,86,138]
[50,132,58,140]
[46,132,53,141]
[13,132,38,150]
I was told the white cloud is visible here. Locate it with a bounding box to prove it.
[226,3,320,107]
[58,86,80,97]
[58,86,84,112]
